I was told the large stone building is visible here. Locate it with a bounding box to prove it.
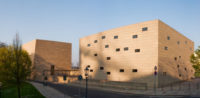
[23,39,72,81]
[79,20,194,87]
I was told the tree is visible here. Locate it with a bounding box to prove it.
[191,46,200,77]
[0,34,32,98]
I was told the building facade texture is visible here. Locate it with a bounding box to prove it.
[79,20,194,87]
[23,39,72,81]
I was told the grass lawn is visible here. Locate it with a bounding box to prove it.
[1,82,45,98]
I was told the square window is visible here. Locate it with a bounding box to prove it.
[94,40,98,43]
[167,36,170,40]
[87,65,90,68]
[90,69,93,72]
[163,72,167,76]
[102,36,106,39]
[114,35,118,39]
[177,64,179,68]
[94,53,98,56]
[185,68,187,71]
[164,46,168,50]
[179,74,181,77]
[120,69,124,72]
[135,49,140,52]
[132,35,138,39]
[107,72,111,75]
[124,47,129,51]
[87,44,91,47]
[100,67,104,70]
[174,57,177,61]
[116,48,120,52]
[177,41,180,45]
[105,45,109,48]
[132,69,138,72]
[107,57,111,60]
[142,27,148,31]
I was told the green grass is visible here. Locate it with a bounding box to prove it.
[1,82,45,98]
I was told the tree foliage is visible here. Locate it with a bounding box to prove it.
[191,46,200,77]
[0,34,32,98]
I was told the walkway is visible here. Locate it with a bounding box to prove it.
[30,82,72,98]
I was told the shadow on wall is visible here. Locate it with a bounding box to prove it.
[80,40,185,88]
[31,53,54,81]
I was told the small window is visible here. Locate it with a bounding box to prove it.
[179,56,181,59]
[120,69,124,72]
[174,57,177,61]
[132,69,138,72]
[105,45,109,48]
[102,36,106,39]
[124,47,129,51]
[94,40,98,43]
[167,36,170,40]
[87,65,90,68]
[142,27,148,31]
[87,44,91,47]
[94,53,98,56]
[90,69,93,72]
[177,41,180,45]
[163,72,167,76]
[116,48,120,52]
[164,46,168,50]
[132,35,138,39]
[185,68,187,71]
[179,74,182,77]
[100,67,104,70]
[107,72,111,75]
[107,57,111,60]
[177,64,179,68]
[114,35,118,39]
[135,49,140,52]
[185,41,187,44]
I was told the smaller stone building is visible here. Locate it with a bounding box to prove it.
[23,39,72,81]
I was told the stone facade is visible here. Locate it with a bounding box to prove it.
[79,20,194,87]
[23,39,72,81]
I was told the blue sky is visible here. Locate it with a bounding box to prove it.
[0,0,200,64]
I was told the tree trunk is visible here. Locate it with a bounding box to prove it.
[17,84,21,98]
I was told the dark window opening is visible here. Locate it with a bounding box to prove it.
[102,36,106,39]
[87,44,91,47]
[90,69,93,72]
[114,35,118,39]
[87,65,90,68]
[132,35,138,39]
[174,57,177,61]
[167,36,170,40]
[179,74,182,77]
[179,56,181,59]
[94,53,98,56]
[132,69,138,72]
[164,46,168,50]
[94,40,98,43]
[100,67,104,70]
[177,64,179,68]
[107,57,111,60]
[120,69,124,72]
[185,68,187,71]
[116,48,120,52]
[163,72,167,76]
[105,45,109,48]
[124,47,129,51]
[135,49,140,52]
[50,65,55,75]
[107,72,111,75]
[142,27,148,31]
[177,41,180,45]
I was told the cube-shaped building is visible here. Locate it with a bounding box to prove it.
[79,20,194,87]
[23,39,72,81]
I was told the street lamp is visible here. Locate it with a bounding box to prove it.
[84,66,89,98]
